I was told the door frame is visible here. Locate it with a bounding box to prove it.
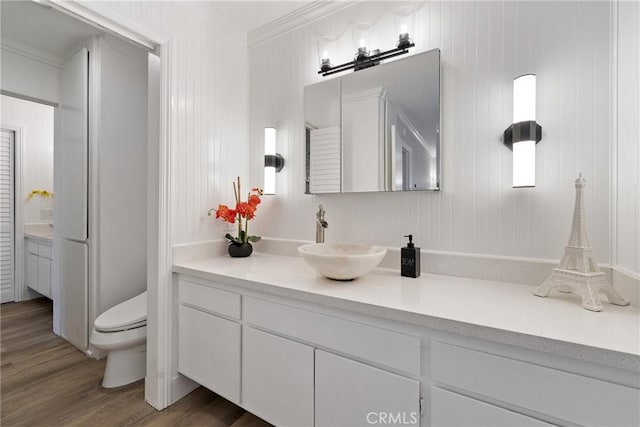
[47,1,174,410]
[0,125,24,302]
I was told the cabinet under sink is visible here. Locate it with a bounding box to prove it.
[25,237,53,299]
[174,275,639,427]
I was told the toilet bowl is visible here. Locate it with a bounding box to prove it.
[90,291,147,388]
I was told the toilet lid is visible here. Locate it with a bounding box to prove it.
[95,291,147,332]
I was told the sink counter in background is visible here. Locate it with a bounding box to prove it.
[24,223,53,241]
[173,248,640,372]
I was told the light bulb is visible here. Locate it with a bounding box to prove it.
[512,140,536,187]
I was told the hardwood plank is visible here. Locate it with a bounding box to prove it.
[1,298,273,426]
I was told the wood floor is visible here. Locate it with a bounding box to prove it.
[1,298,272,426]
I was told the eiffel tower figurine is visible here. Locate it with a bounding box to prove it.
[534,174,629,311]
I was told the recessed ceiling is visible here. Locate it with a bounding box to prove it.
[204,1,315,34]
[1,0,102,62]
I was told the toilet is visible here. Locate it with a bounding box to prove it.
[89,291,147,388]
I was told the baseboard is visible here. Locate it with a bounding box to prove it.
[170,373,199,405]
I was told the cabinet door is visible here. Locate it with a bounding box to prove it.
[242,327,314,427]
[431,387,550,426]
[37,257,51,298]
[25,252,38,291]
[315,349,420,427]
[178,305,240,403]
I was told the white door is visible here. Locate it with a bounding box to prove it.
[0,129,15,303]
[58,47,89,350]
[242,327,315,427]
[61,239,88,350]
[59,47,88,241]
[178,305,241,404]
[315,349,421,427]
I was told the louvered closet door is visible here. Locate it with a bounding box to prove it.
[0,129,15,303]
[310,127,341,193]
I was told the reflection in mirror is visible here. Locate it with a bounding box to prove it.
[304,78,341,193]
[305,48,440,193]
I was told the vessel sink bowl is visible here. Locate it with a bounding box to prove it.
[298,243,387,281]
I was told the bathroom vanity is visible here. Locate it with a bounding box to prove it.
[173,247,639,426]
[24,225,54,299]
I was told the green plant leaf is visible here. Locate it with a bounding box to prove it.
[225,233,242,245]
[248,235,261,243]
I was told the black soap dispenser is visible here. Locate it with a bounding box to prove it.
[401,235,421,278]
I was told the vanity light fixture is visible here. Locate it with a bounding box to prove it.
[318,8,416,77]
[264,127,284,195]
[504,74,542,188]
[394,6,416,49]
[318,36,335,73]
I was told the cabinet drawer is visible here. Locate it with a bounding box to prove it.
[38,243,52,259]
[26,239,38,254]
[431,341,640,426]
[316,350,420,427]
[244,296,420,375]
[431,387,549,426]
[178,305,240,403]
[179,279,241,319]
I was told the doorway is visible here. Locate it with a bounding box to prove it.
[1,0,170,409]
[0,129,15,303]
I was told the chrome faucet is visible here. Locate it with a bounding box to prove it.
[316,205,328,243]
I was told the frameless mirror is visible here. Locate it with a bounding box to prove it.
[305,48,440,193]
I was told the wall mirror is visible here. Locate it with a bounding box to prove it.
[304,48,440,194]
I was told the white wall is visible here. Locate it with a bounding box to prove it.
[248,1,639,275]
[84,1,249,245]
[616,0,640,276]
[0,44,61,105]
[0,95,54,224]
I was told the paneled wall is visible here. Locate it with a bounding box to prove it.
[616,1,640,275]
[0,95,54,224]
[248,1,638,274]
[85,1,249,245]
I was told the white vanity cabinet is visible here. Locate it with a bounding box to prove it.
[177,279,241,404]
[174,272,639,427]
[240,295,422,427]
[25,237,52,298]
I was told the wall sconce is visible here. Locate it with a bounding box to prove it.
[504,74,542,188]
[264,127,284,195]
[394,6,416,49]
[318,8,416,77]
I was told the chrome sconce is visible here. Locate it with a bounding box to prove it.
[264,127,284,195]
[318,6,417,77]
[504,74,542,188]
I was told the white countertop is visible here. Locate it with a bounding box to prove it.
[24,224,53,241]
[174,251,640,372]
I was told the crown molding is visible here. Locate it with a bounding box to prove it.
[248,1,360,50]
[0,37,64,69]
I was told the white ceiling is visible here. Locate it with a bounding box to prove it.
[0,0,102,63]
[204,1,314,33]
[1,1,315,60]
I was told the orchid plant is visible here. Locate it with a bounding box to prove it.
[208,177,262,245]
[27,189,53,200]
